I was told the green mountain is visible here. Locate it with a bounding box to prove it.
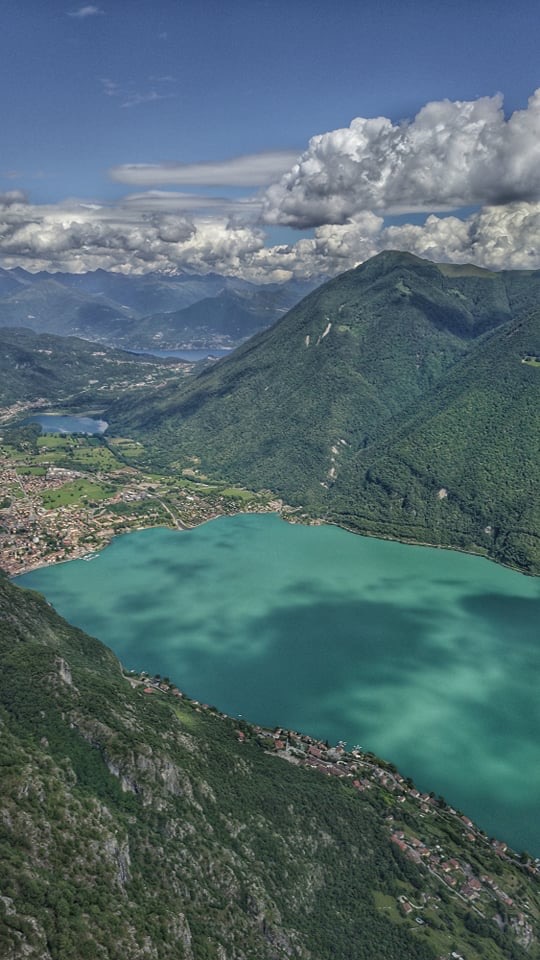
[0,327,187,408]
[107,251,540,573]
[2,571,539,960]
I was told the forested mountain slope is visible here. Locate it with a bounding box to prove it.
[107,252,540,572]
[328,308,540,571]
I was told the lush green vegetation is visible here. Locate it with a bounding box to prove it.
[41,478,117,509]
[108,252,540,573]
[0,327,185,407]
[1,572,539,960]
[36,435,121,472]
[3,255,540,958]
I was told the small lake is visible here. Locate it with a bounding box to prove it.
[16,514,540,855]
[24,414,108,435]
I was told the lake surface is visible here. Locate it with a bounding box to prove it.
[130,348,232,361]
[17,514,540,855]
[24,414,108,434]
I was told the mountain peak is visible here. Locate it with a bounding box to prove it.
[365,249,428,266]
[352,249,440,279]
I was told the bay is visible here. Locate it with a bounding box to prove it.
[16,514,540,855]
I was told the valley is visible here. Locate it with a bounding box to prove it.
[0,326,193,408]
[1,252,539,960]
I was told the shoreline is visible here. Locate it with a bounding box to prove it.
[8,508,278,579]
[124,667,540,866]
[325,518,539,579]
[3,406,535,579]
[9,506,538,580]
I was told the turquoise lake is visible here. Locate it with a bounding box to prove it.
[17,514,540,855]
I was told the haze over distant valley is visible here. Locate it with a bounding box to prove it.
[0,266,317,351]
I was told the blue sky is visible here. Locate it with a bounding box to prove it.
[2,0,540,279]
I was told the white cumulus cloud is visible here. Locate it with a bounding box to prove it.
[1,196,540,282]
[246,202,540,280]
[261,90,540,228]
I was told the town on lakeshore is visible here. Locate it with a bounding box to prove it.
[0,410,294,576]
[125,670,540,954]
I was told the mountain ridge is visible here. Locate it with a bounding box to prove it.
[106,252,540,572]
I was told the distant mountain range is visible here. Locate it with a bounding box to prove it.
[108,251,540,573]
[0,266,317,350]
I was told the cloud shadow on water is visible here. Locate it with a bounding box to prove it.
[17,536,540,854]
[168,583,540,854]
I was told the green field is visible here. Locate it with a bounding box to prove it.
[220,487,258,501]
[41,479,118,509]
[106,437,145,458]
[37,436,121,471]
[36,435,75,450]
[16,466,47,477]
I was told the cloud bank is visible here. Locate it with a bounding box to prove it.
[0,195,266,276]
[2,91,540,280]
[1,193,539,281]
[257,203,540,279]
